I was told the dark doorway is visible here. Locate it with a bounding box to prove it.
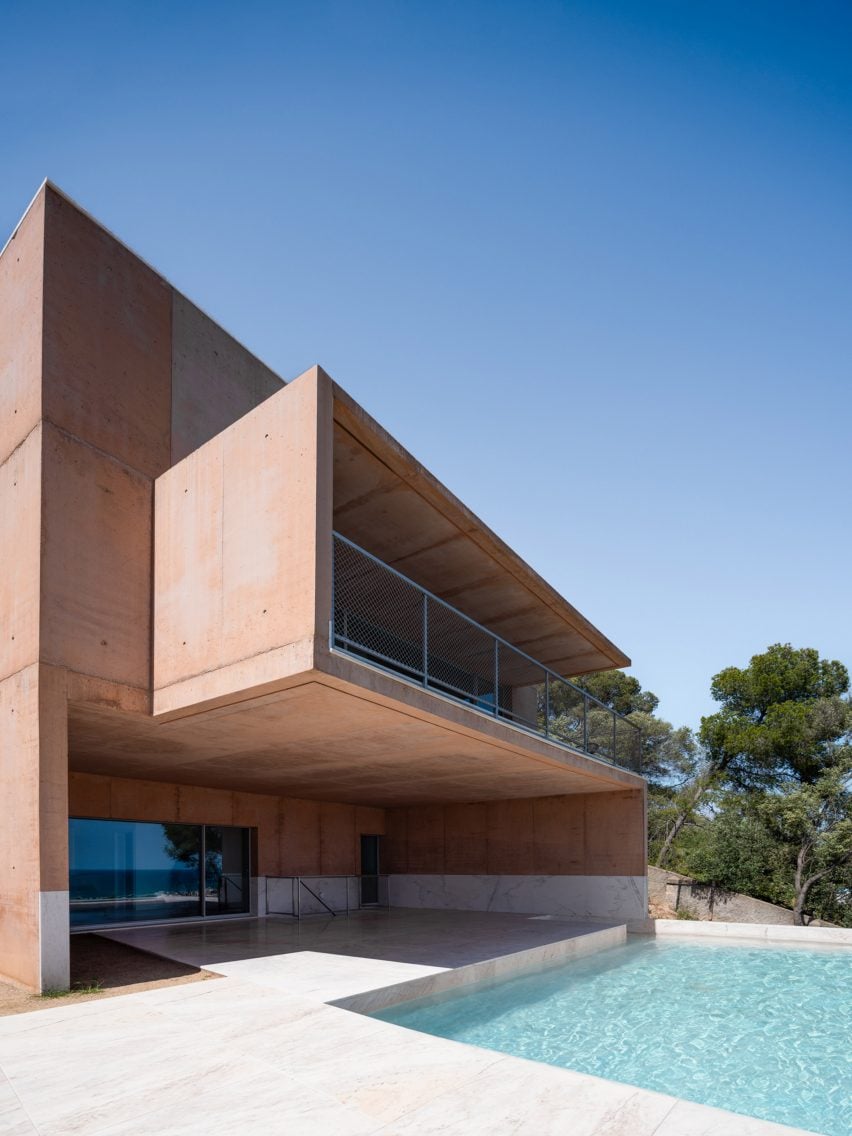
[204,826,251,916]
[360,834,381,906]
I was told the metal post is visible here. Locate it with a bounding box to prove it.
[612,712,617,762]
[200,826,207,917]
[494,639,500,717]
[295,876,300,920]
[583,695,589,753]
[544,674,550,737]
[422,593,429,687]
[330,535,336,648]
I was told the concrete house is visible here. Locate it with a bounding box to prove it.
[0,183,647,993]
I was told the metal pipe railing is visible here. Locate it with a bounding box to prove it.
[331,533,642,774]
[265,875,389,918]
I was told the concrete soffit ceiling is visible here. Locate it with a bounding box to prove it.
[330,382,631,678]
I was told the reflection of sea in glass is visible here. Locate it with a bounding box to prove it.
[69,819,202,926]
[69,818,250,926]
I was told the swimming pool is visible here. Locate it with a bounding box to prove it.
[375,938,852,1136]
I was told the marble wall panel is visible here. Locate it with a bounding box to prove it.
[388,874,647,922]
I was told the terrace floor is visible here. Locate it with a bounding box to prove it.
[0,911,810,1135]
[98,909,622,1004]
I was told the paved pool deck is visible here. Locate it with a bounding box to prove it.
[0,911,812,1135]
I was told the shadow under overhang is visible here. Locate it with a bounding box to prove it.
[68,669,642,808]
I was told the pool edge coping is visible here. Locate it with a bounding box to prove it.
[629,918,852,946]
[326,919,836,1136]
[327,922,627,1014]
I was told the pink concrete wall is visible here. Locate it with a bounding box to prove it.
[0,666,69,989]
[0,192,44,468]
[69,772,386,877]
[384,790,646,878]
[1,193,43,682]
[0,429,42,681]
[35,187,168,705]
[0,183,297,989]
[170,294,283,464]
[153,367,334,714]
[0,669,44,989]
[41,189,172,479]
[0,194,70,990]
[37,186,289,703]
[40,425,154,690]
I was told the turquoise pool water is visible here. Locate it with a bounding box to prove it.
[375,939,852,1135]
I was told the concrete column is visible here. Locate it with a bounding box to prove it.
[0,664,69,991]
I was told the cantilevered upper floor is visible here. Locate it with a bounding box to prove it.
[150,365,642,793]
[2,181,643,811]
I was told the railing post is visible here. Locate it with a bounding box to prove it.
[330,535,335,648]
[494,639,499,717]
[331,533,645,780]
[612,712,617,763]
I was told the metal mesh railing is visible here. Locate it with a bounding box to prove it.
[332,533,642,774]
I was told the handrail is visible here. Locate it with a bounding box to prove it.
[331,532,642,774]
[299,880,337,917]
[265,875,390,919]
[333,533,620,719]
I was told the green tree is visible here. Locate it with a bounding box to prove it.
[683,793,788,902]
[700,644,849,790]
[690,644,852,924]
[651,762,714,870]
[569,670,703,865]
[573,670,659,718]
[755,762,852,925]
[570,668,699,786]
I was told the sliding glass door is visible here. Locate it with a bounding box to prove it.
[203,826,250,916]
[69,818,250,928]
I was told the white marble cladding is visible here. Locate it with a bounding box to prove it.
[388,874,647,922]
[265,875,388,916]
[39,890,70,992]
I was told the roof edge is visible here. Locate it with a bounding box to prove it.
[1,178,286,389]
[330,380,633,673]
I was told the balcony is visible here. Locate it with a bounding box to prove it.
[331,534,642,774]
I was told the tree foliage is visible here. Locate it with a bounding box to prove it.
[755,760,852,924]
[682,795,788,902]
[573,670,659,718]
[572,669,699,788]
[575,648,851,925]
[672,644,852,925]
[699,644,850,790]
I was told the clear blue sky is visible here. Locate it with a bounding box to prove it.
[3,1,850,731]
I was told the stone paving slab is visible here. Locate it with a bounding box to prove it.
[0,912,815,1136]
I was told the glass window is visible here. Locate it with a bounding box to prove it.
[69,819,251,928]
[204,826,251,916]
[69,819,202,928]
